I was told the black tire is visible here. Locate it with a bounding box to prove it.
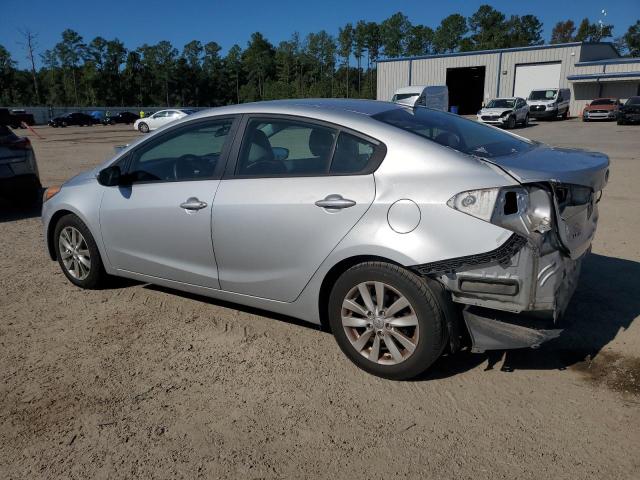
[328,261,447,380]
[562,109,569,120]
[521,114,529,127]
[506,115,516,129]
[138,122,149,133]
[61,121,67,128]
[54,214,106,289]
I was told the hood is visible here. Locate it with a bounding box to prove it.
[481,144,609,191]
[63,167,100,187]
[585,104,616,111]
[480,108,512,115]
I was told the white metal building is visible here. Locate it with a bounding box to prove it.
[377,42,640,116]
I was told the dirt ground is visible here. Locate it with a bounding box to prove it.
[1,118,639,479]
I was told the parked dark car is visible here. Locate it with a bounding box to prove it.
[0,125,41,203]
[0,108,36,129]
[102,111,140,125]
[48,112,95,128]
[617,96,640,125]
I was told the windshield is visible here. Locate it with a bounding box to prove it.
[591,99,615,105]
[486,99,515,109]
[392,93,419,101]
[529,90,557,101]
[626,97,640,105]
[374,107,534,159]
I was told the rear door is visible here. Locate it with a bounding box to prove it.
[99,116,238,287]
[211,115,383,302]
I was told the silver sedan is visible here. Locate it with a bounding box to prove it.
[42,99,609,379]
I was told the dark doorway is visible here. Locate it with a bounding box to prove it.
[446,66,486,114]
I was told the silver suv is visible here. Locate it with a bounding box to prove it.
[0,125,41,204]
[42,100,609,379]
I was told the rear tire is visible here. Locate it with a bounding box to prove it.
[521,114,529,127]
[328,262,447,380]
[138,122,149,133]
[54,214,106,289]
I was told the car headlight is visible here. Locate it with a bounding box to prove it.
[447,186,553,237]
[43,185,61,203]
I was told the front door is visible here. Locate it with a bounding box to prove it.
[212,116,381,302]
[99,117,237,288]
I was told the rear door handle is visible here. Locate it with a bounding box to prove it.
[180,197,208,211]
[315,194,356,209]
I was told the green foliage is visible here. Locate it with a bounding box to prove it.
[0,9,626,108]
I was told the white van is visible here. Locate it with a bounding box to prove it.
[527,88,571,120]
[391,85,449,111]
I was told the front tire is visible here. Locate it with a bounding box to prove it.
[328,262,447,380]
[54,214,106,289]
[138,122,149,133]
[506,115,516,129]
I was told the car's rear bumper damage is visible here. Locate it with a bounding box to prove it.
[410,233,585,352]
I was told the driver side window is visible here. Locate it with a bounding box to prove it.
[128,119,234,183]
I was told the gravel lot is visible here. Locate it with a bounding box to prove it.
[1,118,639,479]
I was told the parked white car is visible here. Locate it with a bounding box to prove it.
[477,97,530,129]
[133,109,196,133]
[527,88,571,120]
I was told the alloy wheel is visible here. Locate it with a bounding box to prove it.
[58,226,91,280]
[341,281,419,365]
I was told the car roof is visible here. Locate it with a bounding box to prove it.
[190,99,400,120]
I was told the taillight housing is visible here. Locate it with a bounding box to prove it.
[447,186,553,238]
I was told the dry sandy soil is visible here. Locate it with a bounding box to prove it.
[1,118,639,479]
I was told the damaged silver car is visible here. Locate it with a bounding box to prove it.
[41,99,608,379]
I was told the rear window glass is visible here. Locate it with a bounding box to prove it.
[374,107,533,159]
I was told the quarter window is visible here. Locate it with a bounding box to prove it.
[128,119,233,183]
[330,133,376,174]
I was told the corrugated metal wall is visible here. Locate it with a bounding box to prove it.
[376,60,410,101]
[411,53,500,104]
[377,44,639,117]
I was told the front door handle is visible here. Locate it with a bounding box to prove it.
[180,197,208,211]
[315,194,356,210]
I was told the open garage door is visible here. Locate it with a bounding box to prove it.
[446,66,485,115]
[514,62,562,99]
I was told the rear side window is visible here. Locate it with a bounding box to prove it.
[236,119,337,176]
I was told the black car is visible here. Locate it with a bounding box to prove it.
[102,111,140,125]
[48,112,95,128]
[617,96,640,125]
[0,125,41,203]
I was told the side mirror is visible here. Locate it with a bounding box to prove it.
[97,165,122,186]
[272,147,289,161]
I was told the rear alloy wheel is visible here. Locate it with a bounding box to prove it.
[138,122,149,133]
[329,262,446,380]
[54,214,106,289]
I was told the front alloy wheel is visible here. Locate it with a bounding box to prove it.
[59,226,91,280]
[54,213,106,289]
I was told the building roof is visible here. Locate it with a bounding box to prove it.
[377,42,617,63]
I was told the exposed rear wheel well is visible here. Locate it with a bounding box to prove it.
[47,209,74,260]
[318,255,403,332]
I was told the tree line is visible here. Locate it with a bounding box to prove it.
[1,5,638,108]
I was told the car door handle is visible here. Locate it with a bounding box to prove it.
[180,197,208,210]
[315,194,356,209]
